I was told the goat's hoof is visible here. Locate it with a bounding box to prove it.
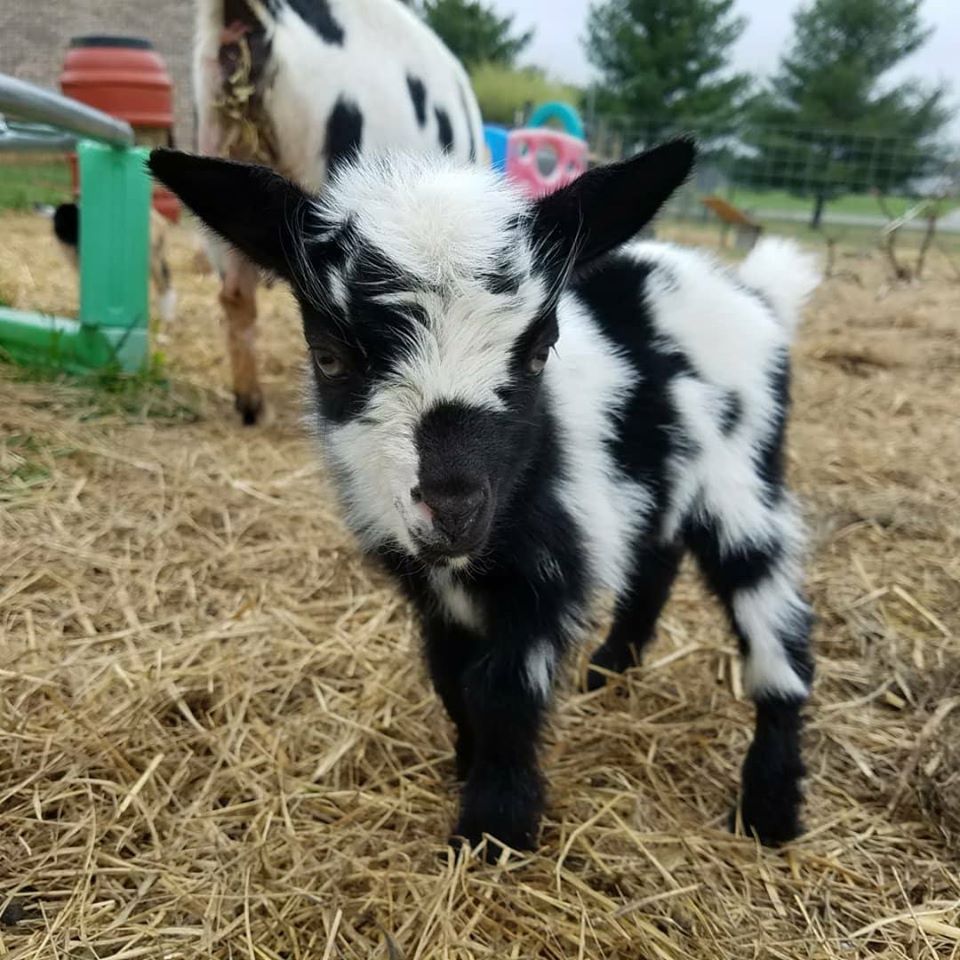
[449,828,531,864]
[452,806,538,862]
[234,393,264,426]
[583,644,630,692]
[729,803,803,847]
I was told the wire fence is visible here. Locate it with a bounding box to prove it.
[2,104,959,253]
[587,115,960,235]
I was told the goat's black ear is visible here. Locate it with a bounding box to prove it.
[531,137,696,268]
[147,149,315,281]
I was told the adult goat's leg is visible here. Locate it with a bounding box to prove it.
[220,251,263,425]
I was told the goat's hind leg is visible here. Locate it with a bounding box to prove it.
[586,543,683,691]
[687,509,813,846]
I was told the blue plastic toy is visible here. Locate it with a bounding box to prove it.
[483,124,509,172]
[527,102,585,140]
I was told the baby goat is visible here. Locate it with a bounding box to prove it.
[150,140,819,855]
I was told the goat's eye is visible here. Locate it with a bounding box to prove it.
[312,350,347,380]
[527,348,550,376]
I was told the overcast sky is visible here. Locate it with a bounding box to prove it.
[489,0,959,113]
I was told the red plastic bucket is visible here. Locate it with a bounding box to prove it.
[60,36,180,222]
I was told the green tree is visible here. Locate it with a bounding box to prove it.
[745,0,951,228]
[420,0,534,69]
[584,0,750,125]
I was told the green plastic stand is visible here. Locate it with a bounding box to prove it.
[0,140,150,374]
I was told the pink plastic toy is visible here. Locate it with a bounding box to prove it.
[505,128,587,197]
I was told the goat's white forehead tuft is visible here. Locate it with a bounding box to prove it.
[316,152,529,284]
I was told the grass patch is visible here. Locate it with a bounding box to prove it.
[661,211,960,256]
[0,156,72,211]
[1,351,205,424]
[1,433,51,491]
[725,188,958,220]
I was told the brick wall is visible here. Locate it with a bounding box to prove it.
[0,0,195,148]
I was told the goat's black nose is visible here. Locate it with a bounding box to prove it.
[414,483,488,546]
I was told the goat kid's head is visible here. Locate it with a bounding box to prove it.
[149,141,695,563]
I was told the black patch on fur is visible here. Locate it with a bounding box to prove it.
[756,351,791,504]
[227,0,269,28]
[684,515,814,691]
[572,253,694,518]
[458,85,476,162]
[505,304,558,388]
[324,98,364,175]
[718,389,743,435]
[684,520,783,604]
[53,203,79,247]
[406,75,427,127]
[287,0,344,44]
[481,250,523,296]
[299,237,427,424]
[483,270,522,296]
[435,106,454,154]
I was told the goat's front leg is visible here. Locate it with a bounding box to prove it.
[423,616,477,780]
[219,250,262,425]
[452,641,555,857]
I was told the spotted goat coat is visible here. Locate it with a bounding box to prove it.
[195,0,483,423]
[150,139,820,856]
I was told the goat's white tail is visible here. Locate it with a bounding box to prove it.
[738,237,820,336]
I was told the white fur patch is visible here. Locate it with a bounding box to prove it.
[738,237,821,334]
[663,374,787,551]
[632,242,789,397]
[548,293,653,594]
[319,159,521,287]
[733,568,810,699]
[324,413,422,553]
[524,639,556,701]
[429,569,483,632]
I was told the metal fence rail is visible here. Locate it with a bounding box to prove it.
[0,73,132,150]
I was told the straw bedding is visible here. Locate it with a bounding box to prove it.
[1,212,959,958]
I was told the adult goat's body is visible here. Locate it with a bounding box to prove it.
[195,0,482,422]
[151,141,819,856]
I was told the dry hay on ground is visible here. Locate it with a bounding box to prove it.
[1,211,959,959]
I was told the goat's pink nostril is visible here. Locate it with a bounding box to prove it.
[410,489,434,523]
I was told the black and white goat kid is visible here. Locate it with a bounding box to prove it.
[150,139,819,856]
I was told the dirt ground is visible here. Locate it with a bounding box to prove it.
[1,211,959,959]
